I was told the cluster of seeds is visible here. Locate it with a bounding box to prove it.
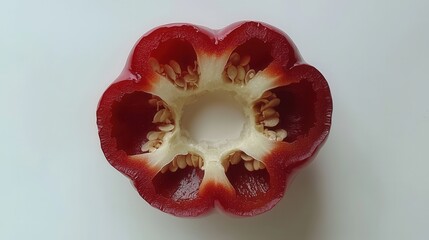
[254,91,288,142]
[160,153,204,173]
[222,151,266,172]
[225,52,256,84]
[149,58,199,90]
[141,97,175,153]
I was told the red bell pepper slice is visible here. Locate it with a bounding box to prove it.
[97,21,332,217]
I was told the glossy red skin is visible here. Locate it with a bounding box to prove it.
[97,21,332,217]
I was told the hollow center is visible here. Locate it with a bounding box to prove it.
[181,92,246,148]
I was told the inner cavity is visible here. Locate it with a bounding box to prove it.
[180,92,247,148]
[110,91,157,155]
[226,161,270,198]
[224,38,273,85]
[149,39,199,90]
[152,167,204,201]
[231,38,273,72]
[270,80,317,142]
[151,39,197,69]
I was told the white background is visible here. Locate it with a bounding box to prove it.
[1,0,429,239]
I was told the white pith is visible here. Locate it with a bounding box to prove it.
[132,50,287,188]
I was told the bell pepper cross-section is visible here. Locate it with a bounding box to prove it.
[96,21,332,217]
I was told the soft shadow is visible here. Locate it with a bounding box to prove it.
[179,160,323,240]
